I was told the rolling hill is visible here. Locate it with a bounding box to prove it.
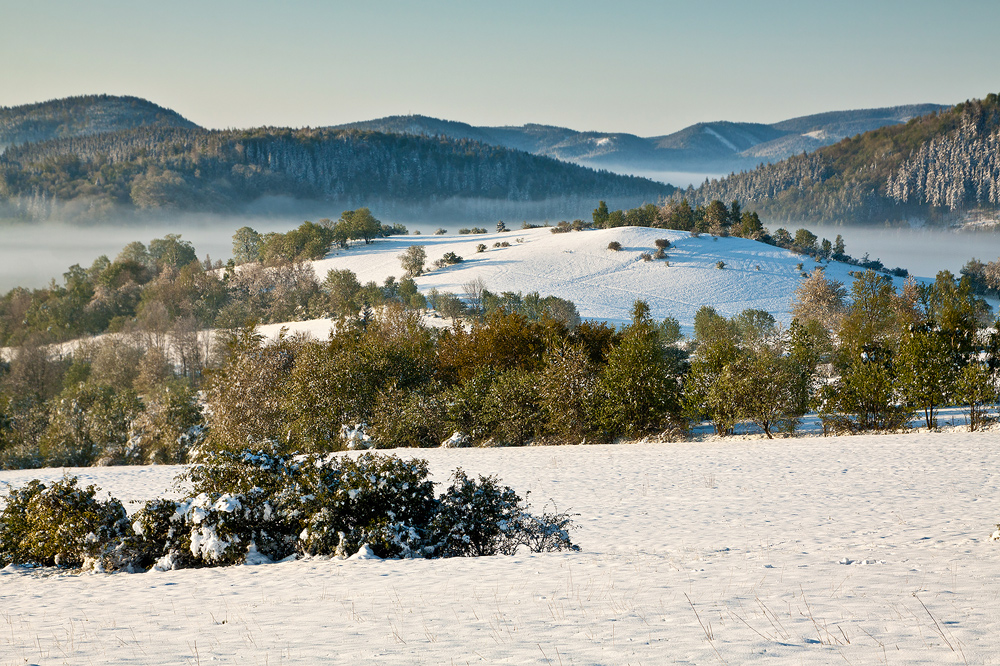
[0,94,199,152]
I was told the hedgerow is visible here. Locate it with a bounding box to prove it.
[0,449,577,572]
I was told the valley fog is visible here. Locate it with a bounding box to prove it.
[803,224,1000,279]
[5,216,1000,294]
[0,218,304,292]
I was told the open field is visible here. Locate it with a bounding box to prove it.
[1,430,998,664]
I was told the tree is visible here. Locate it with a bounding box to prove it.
[592,201,609,228]
[896,323,959,429]
[793,228,818,254]
[149,234,197,271]
[791,269,846,331]
[398,245,427,278]
[232,227,262,265]
[342,208,381,244]
[596,301,683,438]
[703,200,730,236]
[955,361,997,431]
[322,269,362,317]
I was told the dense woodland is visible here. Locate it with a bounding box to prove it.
[0,95,197,150]
[0,125,671,220]
[680,94,1000,224]
[1,197,999,471]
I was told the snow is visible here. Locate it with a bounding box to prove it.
[304,226,897,333]
[2,431,1000,664]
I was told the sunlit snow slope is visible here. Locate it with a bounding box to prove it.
[302,226,906,332]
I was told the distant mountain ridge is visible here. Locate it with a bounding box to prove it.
[0,94,199,152]
[331,104,947,178]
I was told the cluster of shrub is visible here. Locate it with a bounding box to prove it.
[0,448,576,571]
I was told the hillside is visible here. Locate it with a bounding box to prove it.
[333,104,946,178]
[0,126,671,221]
[680,93,1000,225]
[0,94,199,152]
[293,225,908,333]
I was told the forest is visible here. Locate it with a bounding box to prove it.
[678,94,1000,224]
[0,125,671,221]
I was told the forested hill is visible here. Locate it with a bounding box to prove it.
[0,95,199,151]
[0,126,673,220]
[677,94,1000,225]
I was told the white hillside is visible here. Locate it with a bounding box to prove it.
[307,226,907,332]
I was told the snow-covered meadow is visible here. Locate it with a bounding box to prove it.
[2,430,999,665]
[289,225,907,334]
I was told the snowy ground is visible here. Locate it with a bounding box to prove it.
[306,226,907,332]
[2,430,999,665]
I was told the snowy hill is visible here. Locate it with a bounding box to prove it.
[298,226,903,334]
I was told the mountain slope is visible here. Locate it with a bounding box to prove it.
[679,94,1000,224]
[0,94,200,151]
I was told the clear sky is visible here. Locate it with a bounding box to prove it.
[3,0,997,136]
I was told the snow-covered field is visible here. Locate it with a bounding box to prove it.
[2,431,999,665]
[303,226,902,332]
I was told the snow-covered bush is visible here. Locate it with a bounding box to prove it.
[0,477,132,569]
[297,453,437,559]
[607,241,622,251]
[430,470,577,557]
[340,423,374,450]
[0,451,578,571]
[440,431,470,448]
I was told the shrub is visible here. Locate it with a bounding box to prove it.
[653,248,666,260]
[434,228,447,235]
[551,221,572,234]
[500,241,510,248]
[0,450,578,570]
[607,241,622,251]
[430,470,575,557]
[476,243,487,253]
[0,477,132,570]
[458,228,472,234]
[496,221,508,233]
[716,261,726,269]
[640,252,653,262]
[441,252,463,265]
[654,239,671,249]
[471,227,487,234]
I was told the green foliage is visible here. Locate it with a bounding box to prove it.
[597,302,684,438]
[0,476,131,569]
[398,245,427,277]
[896,324,960,429]
[955,361,998,431]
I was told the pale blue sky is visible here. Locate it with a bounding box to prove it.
[3,0,997,135]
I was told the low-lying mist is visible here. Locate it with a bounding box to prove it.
[802,224,1000,280]
[0,196,652,292]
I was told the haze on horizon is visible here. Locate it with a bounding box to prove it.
[2,0,996,137]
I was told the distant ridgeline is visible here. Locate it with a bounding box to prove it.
[675,94,1000,225]
[0,96,672,221]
